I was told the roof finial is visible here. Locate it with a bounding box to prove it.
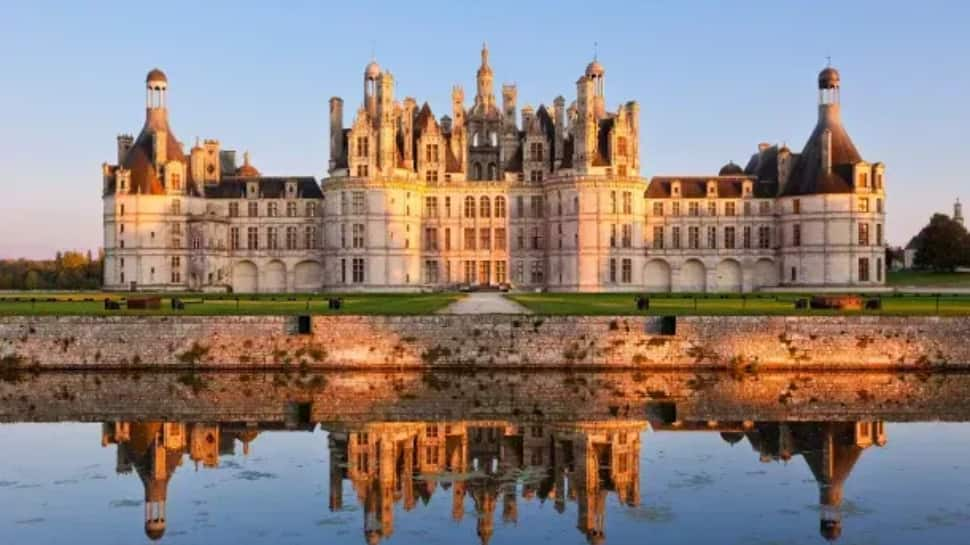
[481,41,489,65]
[593,41,598,61]
[826,55,832,67]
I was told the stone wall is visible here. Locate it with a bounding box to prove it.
[1,315,969,369]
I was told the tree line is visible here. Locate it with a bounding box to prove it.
[0,250,103,290]
[910,213,970,271]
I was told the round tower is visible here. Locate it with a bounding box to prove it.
[364,59,380,117]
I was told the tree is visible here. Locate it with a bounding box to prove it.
[913,213,970,272]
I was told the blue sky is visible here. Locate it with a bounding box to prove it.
[1,0,967,257]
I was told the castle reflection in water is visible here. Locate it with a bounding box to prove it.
[101,417,886,544]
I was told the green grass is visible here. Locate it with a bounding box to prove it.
[0,292,462,316]
[507,292,970,316]
[888,270,970,287]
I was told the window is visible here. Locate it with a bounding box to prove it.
[494,196,506,218]
[305,226,317,250]
[444,228,452,251]
[758,225,771,249]
[425,143,439,163]
[445,196,452,217]
[495,261,507,284]
[609,258,617,283]
[267,227,279,250]
[791,266,797,282]
[858,198,869,212]
[743,226,752,249]
[688,226,700,249]
[119,204,125,216]
[876,258,883,282]
[267,202,278,217]
[858,172,869,188]
[352,224,365,248]
[229,202,239,217]
[170,256,181,283]
[621,224,632,248]
[792,224,801,246]
[876,223,883,245]
[622,191,632,214]
[672,202,681,216]
[531,226,544,250]
[530,170,543,182]
[759,201,771,215]
[689,202,699,217]
[653,226,664,249]
[858,257,870,281]
[119,224,125,234]
[287,202,298,217]
[248,202,258,217]
[230,227,240,250]
[707,201,717,216]
[464,196,476,218]
[172,199,181,215]
[286,226,298,250]
[672,226,682,249]
[653,202,664,216]
[616,136,627,156]
[610,224,617,248]
[306,202,316,217]
[610,191,618,214]
[424,260,439,283]
[725,202,736,216]
[530,260,544,283]
[352,192,366,214]
[356,164,368,177]
[352,258,365,283]
[425,169,439,182]
[743,201,751,216]
[464,228,476,250]
[171,173,181,191]
[247,227,258,249]
[516,228,524,250]
[495,228,506,250]
[512,261,524,283]
[480,228,491,250]
[707,226,717,248]
[858,223,870,246]
[425,197,439,218]
[530,142,544,161]
[356,136,369,157]
[340,224,347,249]
[341,259,346,283]
[876,198,883,213]
[464,260,475,284]
[724,226,736,249]
[516,196,525,218]
[792,199,801,214]
[622,259,632,283]
[480,196,491,218]
[530,196,543,218]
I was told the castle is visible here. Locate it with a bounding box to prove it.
[102,46,886,292]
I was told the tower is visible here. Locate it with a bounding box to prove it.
[955,198,964,226]
[475,42,495,112]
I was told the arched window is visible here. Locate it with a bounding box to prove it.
[487,162,497,180]
[472,132,480,147]
[464,196,476,218]
[480,196,491,218]
[490,132,498,146]
[494,196,506,218]
[473,163,483,180]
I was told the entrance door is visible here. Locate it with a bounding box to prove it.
[478,261,491,285]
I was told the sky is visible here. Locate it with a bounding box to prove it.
[0,0,968,258]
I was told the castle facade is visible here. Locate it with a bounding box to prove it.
[102,47,886,292]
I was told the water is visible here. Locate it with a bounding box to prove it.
[2,371,970,544]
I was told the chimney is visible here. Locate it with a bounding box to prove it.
[329,97,344,172]
[117,134,134,164]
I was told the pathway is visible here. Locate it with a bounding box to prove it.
[437,292,533,314]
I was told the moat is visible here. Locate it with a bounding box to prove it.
[2,370,970,544]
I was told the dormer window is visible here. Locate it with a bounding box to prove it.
[858,172,869,188]
[671,181,681,197]
[743,181,753,196]
[707,181,717,197]
[286,182,297,197]
[171,173,181,191]
[247,182,258,198]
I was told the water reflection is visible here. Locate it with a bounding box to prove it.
[99,416,886,544]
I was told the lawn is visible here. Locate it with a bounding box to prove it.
[888,270,970,287]
[0,292,462,316]
[507,292,970,316]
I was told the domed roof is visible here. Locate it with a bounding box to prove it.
[364,60,381,79]
[720,431,745,445]
[585,59,605,77]
[145,521,166,541]
[719,161,744,176]
[818,66,840,89]
[235,151,260,177]
[146,68,167,84]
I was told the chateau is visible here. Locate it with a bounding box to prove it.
[102,46,887,292]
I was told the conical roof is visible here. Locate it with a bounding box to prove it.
[783,105,863,196]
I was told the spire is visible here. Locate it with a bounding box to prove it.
[481,42,490,69]
[475,41,495,111]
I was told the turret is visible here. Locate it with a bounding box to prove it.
[475,42,495,111]
[364,59,380,118]
[502,84,517,130]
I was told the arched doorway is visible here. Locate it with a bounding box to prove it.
[232,261,257,293]
[643,259,672,292]
[680,259,706,292]
[263,260,286,293]
[754,258,779,288]
[715,259,743,292]
[293,260,323,292]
